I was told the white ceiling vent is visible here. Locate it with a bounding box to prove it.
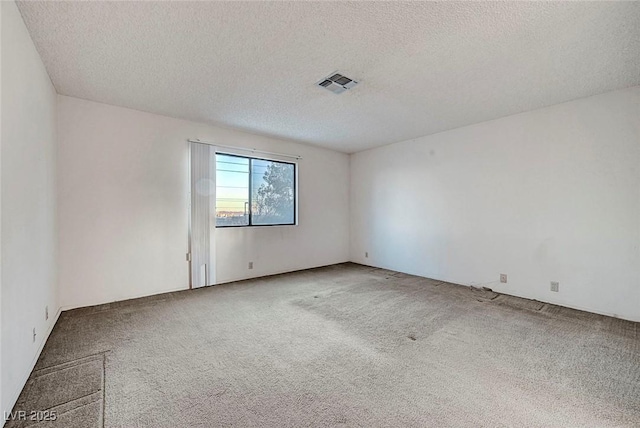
[317,72,358,94]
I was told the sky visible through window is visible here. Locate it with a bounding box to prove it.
[216,154,295,227]
[216,155,249,225]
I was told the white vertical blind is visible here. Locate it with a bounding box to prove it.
[190,142,216,288]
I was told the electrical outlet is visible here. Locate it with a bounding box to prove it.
[365,252,368,258]
[248,261,253,270]
[500,274,507,284]
[45,305,49,321]
[550,281,559,292]
[32,328,36,343]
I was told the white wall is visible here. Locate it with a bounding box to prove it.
[1,0,59,419]
[57,95,350,309]
[351,87,640,321]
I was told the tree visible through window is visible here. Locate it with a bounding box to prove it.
[216,153,296,227]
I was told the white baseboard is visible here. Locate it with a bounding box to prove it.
[60,285,189,312]
[350,260,640,323]
[2,307,62,427]
[215,259,350,285]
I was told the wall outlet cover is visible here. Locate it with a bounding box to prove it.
[551,281,559,292]
[500,274,507,283]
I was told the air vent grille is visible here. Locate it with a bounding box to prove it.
[316,72,358,94]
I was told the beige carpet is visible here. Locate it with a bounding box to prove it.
[8,263,640,427]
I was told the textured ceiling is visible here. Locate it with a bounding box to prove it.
[17,1,640,153]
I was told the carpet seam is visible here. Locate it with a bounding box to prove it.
[34,351,109,373]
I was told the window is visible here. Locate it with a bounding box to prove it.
[215,153,296,227]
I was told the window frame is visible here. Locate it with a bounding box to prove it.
[215,152,297,228]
